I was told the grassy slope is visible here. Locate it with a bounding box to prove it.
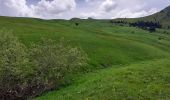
[114,6,170,28]
[36,58,170,100]
[0,16,170,99]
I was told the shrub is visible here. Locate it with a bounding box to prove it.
[0,31,87,99]
[75,23,79,26]
[131,31,135,34]
[168,26,170,29]
[158,37,164,40]
[148,26,156,32]
[30,39,87,91]
[0,31,34,99]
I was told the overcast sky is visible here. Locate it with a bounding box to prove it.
[0,0,170,19]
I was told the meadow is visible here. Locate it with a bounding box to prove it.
[0,16,170,99]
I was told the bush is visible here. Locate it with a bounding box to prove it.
[168,26,170,29]
[0,31,34,99]
[148,26,156,32]
[75,23,79,26]
[0,31,87,99]
[30,39,87,91]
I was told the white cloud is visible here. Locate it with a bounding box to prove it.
[0,0,169,19]
[80,0,117,19]
[80,0,165,19]
[0,0,32,17]
[0,0,76,19]
[80,12,100,19]
[99,0,117,12]
[112,9,152,18]
[30,0,76,18]
[85,0,97,2]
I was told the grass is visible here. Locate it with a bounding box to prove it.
[35,58,170,100]
[0,16,170,99]
[1,17,170,69]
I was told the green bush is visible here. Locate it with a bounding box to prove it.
[0,31,34,99]
[30,39,87,91]
[0,31,87,99]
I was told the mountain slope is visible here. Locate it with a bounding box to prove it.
[141,6,170,27]
[114,5,170,28]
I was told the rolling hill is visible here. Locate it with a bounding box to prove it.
[114,5,170,28]
[0,6,170,100]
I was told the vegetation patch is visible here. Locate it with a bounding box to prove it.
[35,58,170,100]
[0,31,87,99]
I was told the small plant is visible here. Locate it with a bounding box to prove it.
[131,31,135,34]
[75,23,79,26]
[158,37,164,40]
[168,26,170,29]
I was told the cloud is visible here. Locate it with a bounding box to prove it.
[0,0,32,17]
[0,0,169,19]
[99,0,117,12]
[112,8,159,18]
[80,0,165,19]
[80,12,100,19]
[30,0,76,18]
[0,0,76,19]
[85,0,101,3]
[80,0,117,19]
[85,0,97,2]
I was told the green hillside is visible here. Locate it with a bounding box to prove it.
[0,8,170,99]
[114,6,170,28]
[36,58,170,100]
[1,16,170,69]
[144,6,170,25]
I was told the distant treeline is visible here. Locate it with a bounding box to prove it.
[111,20,162,32]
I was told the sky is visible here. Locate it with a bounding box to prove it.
[0,0,170,19]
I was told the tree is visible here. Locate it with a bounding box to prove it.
[129,21,161,32]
